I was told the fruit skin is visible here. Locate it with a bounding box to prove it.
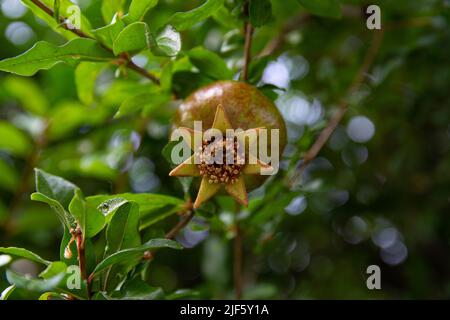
[173,80,287,191]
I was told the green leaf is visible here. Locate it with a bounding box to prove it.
[0,285,15,300]
[31,169,78,229]
[3,76,49,115]
[20,0,76,40]
[168,0,224,31]
[187,46,233,80]
[297,0,341,18]
[0,38,113,76]
[91,239,183,277]
[249,0,273,27]
[87,193,185,229]
[75,62,106,106]
[151,25,181,57]
[31,192,72,229]
[105,201,141,257]
[102,201,141,289]
[0,158,19,192]
[108,278,164,300]
[69,189,105,238]
[6,269,65,292]
[124,0,159,24]
[0,121,31,157]
[21,0,95,38]
[39,261,67,279]
[0,247,50,266]
[34,168,77,210]
[101,0,126,23]
[92,20,126,48]
[113,22,150,55]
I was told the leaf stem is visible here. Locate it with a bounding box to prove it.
[28,0,160,85]
[166,199,195,240]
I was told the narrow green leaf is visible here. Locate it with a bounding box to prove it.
[124,0,159,24]
[168,0,224,31]
[0,121,31,157]
[0,38,113,76]
[113,22,150,55]
[187,46,233,80]
[0,247,50,266]
[249,0,273,27]
[297,0,341,18]
[0,285,15,300]
[75,62,106,106]
[91,239,183,277]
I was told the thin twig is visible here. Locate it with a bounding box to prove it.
[241,22,254,81]
[29,0,160,85]
[240,0,253,81]
[289,29,385,186]
[165,210,195,240]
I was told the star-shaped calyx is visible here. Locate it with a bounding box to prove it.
[169,105,274,209]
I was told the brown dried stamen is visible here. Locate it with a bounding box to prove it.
[196,136,244,184]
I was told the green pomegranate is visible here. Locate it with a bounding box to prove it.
[170,81,287,208]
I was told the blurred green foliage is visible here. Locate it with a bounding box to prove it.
[0,0,449,299]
